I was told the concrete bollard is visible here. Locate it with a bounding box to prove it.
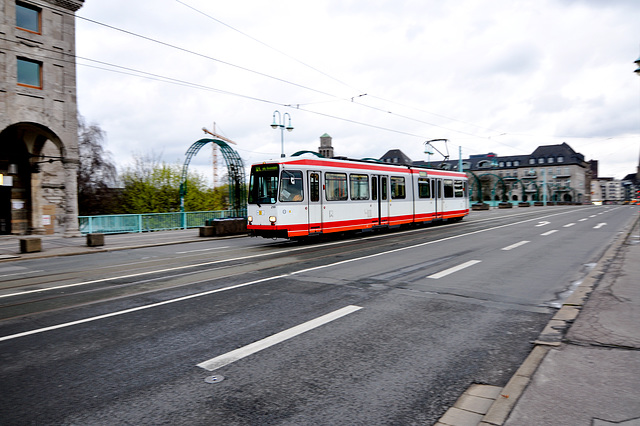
[518,202,530,207]
[498,202,513,209]
[86,233,104,247]
[20,238,42,253]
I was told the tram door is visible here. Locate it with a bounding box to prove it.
[433,178,444,218]
[307,171,322,233]
[372,175,389,225]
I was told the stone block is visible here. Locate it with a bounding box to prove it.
[498,202,513,209]
[472,203,490,210]
[20,238,42,253]
[199,226,215,237]
[86,233,104,247]
[518,202,530,207]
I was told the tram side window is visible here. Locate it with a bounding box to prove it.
[418,177,431,198]
[390,177,406,199]
[310,172,320,202]
[372,176,378,201]
[350,174,369,200]
[443,179,454,198]
[381,177,388,200]
[326,172,348,201]
[279,170,304,202]
[454,180,464,198]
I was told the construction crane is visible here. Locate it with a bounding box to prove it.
[202,125,237,188]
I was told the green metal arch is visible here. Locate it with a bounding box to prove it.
[180,138,246,216]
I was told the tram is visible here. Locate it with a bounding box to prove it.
[247,155,469,239]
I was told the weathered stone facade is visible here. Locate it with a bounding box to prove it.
[0,0,83,235]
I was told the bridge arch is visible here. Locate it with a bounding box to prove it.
[180,138,246,216]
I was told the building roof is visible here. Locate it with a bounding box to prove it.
[379,149,413,165]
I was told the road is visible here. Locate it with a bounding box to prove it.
[0,205,635,425]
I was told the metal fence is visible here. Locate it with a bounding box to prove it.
[78,210,240,234]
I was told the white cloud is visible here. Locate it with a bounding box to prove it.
[76,0,640,181]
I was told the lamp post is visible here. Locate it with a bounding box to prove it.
[271,110,294,158]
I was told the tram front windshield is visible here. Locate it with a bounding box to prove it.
[248,164,279,204]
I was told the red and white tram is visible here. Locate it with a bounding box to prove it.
[247,155,469,239]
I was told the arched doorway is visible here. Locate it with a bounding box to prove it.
[0,122,79,236]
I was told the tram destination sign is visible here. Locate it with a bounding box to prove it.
[254,164,278,173]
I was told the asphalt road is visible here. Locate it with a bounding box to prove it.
[0,205,635,425]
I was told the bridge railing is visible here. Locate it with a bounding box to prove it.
[78,210,243,234]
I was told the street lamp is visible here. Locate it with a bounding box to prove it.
[271,110,294,158]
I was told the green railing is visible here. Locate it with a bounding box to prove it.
[78,210,242,234]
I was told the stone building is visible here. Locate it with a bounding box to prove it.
[0,0,83,235]
[380,142,593,204]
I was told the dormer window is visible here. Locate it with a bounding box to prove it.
[547,157,554,163]
[538,158,545,164]
[557,156,564,163]
[529,158,535,165]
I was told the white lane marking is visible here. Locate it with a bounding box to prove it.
[541,230,558,236]
[579,218,588,222]
[176,246,229,254]
[0,207,590,300]
[427,260,482,279]
[0,270,43,278]
[563,223,576,228]
[197,305,362,371]
[589,215,597,218]
[593,223,607,229]
[501,241,530,251]
[535,221,550,227]
[0,209,592,341]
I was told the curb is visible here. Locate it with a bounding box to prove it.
[436,211,640,426]
[480,213,639,426]
[0,233,247,263]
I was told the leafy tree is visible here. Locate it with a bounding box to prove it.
[118,154,228,214]
[77,116,118,215]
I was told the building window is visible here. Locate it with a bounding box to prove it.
[17,57,42,88]
[506,161,512,167]
[514,160,520,166]
[529,158,535,165]
[499,162,505,167]
[538,158,545,164]
[16,2,41,34]
[547,157,554,163]
[557,156,564,163]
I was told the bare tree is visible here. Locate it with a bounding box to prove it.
[77,115,118,215]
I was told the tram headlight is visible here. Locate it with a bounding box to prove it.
[247,216,253,223]
[269,216,277,224]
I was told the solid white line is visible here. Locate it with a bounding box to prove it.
[0,209,588,342]
[197,305,362,371]
[428,260,481,279]
[541,230,558,236]
[501,241,530,251]
[175,246,229,254]
[563,223,576,228]
[0,275,285,343]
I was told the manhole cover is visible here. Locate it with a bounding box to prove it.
[204,375,225,384]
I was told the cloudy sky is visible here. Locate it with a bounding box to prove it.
[75,0,640,184]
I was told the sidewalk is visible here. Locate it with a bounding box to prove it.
[438,213,640,426]
[0,228,238,262]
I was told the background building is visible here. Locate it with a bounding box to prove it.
[0,0,84,235]
[381,142,593,204]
